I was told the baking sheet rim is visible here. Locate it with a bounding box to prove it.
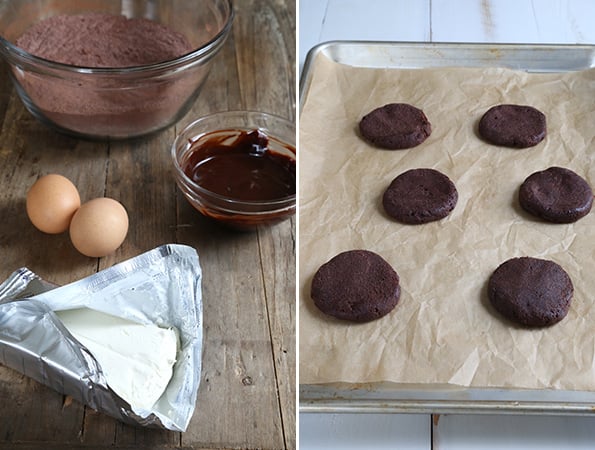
[300,384,595,415]
[299,40,595,111]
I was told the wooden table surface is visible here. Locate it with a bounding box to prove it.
[0,1,296,449]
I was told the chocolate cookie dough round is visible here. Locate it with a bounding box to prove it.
[519,166,593,223]
[359,103,432,149]
[383,168,458,224]
[311,250,401,322]
[488,257,573,327]
[478,104,546,148]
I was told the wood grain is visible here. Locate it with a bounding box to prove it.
[0,1,295,449]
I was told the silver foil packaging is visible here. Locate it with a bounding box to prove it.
[0,244,203,431]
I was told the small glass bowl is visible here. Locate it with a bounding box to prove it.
[0,0,234,139]
[171,111,296,230]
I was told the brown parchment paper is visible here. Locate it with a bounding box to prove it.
[299,52,595,391]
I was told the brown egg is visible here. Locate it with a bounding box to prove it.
[26,174,81,234]
[69,197,129,257]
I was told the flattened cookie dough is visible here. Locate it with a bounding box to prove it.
[311,250,401,322]
[359,103,432,149]
[488,257,573,327]
[519,166,593,223]
[383,168,458,224]
[479,104,546,148]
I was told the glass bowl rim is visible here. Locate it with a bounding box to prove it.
[0,0,234,75]
[172,110,296,211]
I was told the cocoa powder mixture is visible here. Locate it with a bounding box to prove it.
[16,13,192,67]
[13,13,201,138]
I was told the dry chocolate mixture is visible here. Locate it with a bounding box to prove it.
[16,13,192,67]
[13,13,198,137]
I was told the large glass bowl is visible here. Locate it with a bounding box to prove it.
[0,0,234,139]
[171,111,296,230]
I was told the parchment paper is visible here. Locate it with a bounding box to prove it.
[299,52,595,391]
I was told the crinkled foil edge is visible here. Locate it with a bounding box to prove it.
[0,244,203,432]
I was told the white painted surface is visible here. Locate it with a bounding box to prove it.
[300,413,430,450]
[298,0,595,448]
[299,0,595,71]
[431,0,595,44]
[317,0,430,44]
[433,414,595,449]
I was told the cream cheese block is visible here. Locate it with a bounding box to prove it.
[56,308,178,412]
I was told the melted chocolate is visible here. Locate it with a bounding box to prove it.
[183,129,296,202]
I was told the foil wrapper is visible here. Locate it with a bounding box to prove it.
[0,244,202,432]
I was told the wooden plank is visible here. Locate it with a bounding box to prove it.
[102,124,181,448]
[0,96,105,285]
[0,370,84,445]
[233,2,296,448]
[173,9,298,446]
[78,408,116,446]
[114,421,179,447]
[234,0,296,116]
[258,219,297,450]
[0,85,104,446]
[176,4,282,443]
[0,446,197,450]
[100,132,179,266]
[0,58,13,123]
[176,212,284,449]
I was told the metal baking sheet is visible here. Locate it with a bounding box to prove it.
[299,41,595,415]
[300,41,595,110]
